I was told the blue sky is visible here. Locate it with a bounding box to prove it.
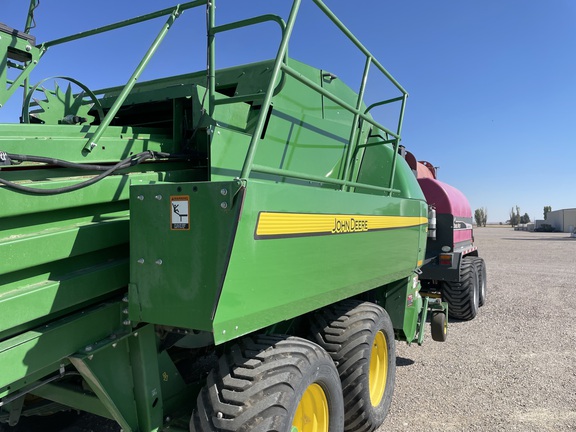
[2,0,575,223]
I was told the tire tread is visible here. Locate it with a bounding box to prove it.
[310,300,395,432]
[442,257,479,320]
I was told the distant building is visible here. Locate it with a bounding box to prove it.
[544,208,576,233]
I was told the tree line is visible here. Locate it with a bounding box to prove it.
[473,205,552,227]
[507,206,530,227]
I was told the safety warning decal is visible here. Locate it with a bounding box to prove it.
[170,196,190,230]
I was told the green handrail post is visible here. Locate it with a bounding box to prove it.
[311,0,408,95]
[208,0,216,117]
[239,0,302,180]
[83,7,182,153]
[386,93,408,194]
[341,55,372,190]
[22,0,40,105]
[311,0,409,195]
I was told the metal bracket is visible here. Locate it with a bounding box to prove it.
[8,395,24,426]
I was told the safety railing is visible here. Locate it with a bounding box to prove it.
[237,0,409,195]
[209,15,287,110]
[9,0,407,195]
[6,0,208,149]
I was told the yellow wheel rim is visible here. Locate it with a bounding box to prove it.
[369,330,388,406]
[292,383,329,432]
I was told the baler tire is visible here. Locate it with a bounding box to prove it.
[189,334,344,432]
[441,256,479,321]
[430,311,448,342]
[472,257,487,307]
[309,299,396,432]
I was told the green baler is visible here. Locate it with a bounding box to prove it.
[0,1,447,431]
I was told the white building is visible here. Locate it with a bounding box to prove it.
[544,208,576,233]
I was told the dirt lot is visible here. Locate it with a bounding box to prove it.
[4,227,575,432]
[381,227,576,432]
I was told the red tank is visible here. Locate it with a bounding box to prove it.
[404,150,485,322]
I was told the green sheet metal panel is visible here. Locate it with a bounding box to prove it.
[320,68,358,124]
[254,106,350,178]
[0,301,124,394]
[128,177,426,343]
[210,110,351,182]
[356,143,427,199]
[0,124,174,164]
[384,276,423,342]
[0,165,202,339]
[129,181,243,330]
[212,180,427,343]
[210,126,251,180]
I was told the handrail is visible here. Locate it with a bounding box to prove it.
[212,14,286,37]
[208,13,287,116]
[251,164,400,194]
[83,6,184,152]
[209,14,287,109]
[365,96,405,114]
[279,64,400,140]
[24,0,209,152]
[41,1,207,49]
[311,0,408,95]
[237,0,408,196]
[239,0,302,179]
[11,0,408,196]
[342,55,371,189]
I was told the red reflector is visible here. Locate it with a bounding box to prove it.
[439,254,452,266]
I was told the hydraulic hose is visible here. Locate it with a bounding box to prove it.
[0,150,180,195]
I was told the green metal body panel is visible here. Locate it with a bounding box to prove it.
[129,180,244,331]
[214,181,426,343]
[129,177,427,343]
[383,276,423,343]
[0,302,125,396]
[0,0,439,429]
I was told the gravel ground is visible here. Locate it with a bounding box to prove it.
[381,227,576,432]
[3,227,575,432]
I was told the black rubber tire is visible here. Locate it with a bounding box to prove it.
[441,256,479,321]
[430,311,447,342]
[190,334,344,432]
[471,257,487,307]
[309,300,396,432]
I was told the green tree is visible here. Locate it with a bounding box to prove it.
[508,206,520,227]
[506,205,527,226]
[543,206,552,220]
[520,213,531,224]
[508,207,514,226]
[474,208,485,227]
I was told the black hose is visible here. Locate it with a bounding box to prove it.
[0,150,179,195]
[5,150,176,171]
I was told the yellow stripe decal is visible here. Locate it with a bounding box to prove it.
[255,212,427,239]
